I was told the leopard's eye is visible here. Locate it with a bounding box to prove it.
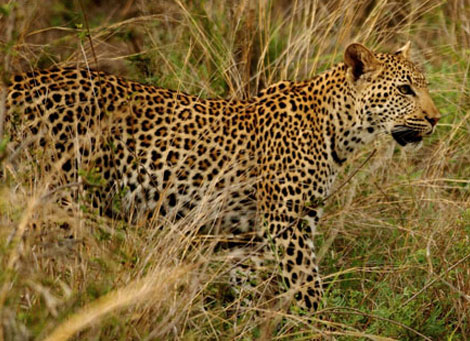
[398,84,415,96]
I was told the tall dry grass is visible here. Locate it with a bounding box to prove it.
[0,0,469,339]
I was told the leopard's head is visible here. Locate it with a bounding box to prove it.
[344,42,440,146]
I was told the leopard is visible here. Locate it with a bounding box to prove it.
[3,42,440,312]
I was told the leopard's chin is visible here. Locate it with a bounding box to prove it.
[391,125,423,146]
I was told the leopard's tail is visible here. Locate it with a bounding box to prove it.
[0,79,8,139]
[0,79,9,164]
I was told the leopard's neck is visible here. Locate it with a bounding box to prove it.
[302,63,378,168]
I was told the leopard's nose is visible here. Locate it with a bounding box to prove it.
[421,91,441,127]
[425,115,439,127]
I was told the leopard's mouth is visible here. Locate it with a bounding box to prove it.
[391,125,423,146]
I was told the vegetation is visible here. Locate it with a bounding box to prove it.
[1,0,469,339]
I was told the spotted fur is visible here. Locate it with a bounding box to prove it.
[4,43,440,311]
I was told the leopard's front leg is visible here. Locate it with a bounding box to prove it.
[259,175,324,312]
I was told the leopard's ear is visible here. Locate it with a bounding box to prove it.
[344,43,381,81]
[394,41,411,59]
